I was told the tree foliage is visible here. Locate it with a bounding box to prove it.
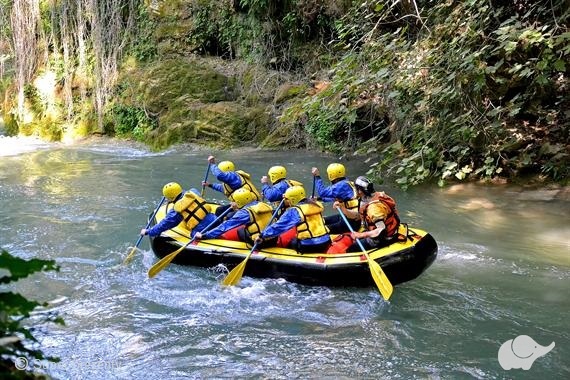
[295,0,569,187]
[0,249,64,379]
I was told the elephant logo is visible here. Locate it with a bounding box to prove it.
[498,335,555,370]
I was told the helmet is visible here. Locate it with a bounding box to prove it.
[284,185,306,206]
[163,182,183,201]
[218,160,235,172]
[232,188,257,208]
[268,165,287,184]
[355,176,375,195]
[326,163,346,181]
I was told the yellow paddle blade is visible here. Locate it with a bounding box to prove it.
[221,253,252,286]
[147,245,185,278]
[123,246,138,265]
[365,253,393,300]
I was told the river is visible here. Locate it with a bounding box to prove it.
[0,136,568,379]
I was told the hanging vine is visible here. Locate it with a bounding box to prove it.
[9,0,42,120]
[89,0,137,132]
[6,0,139,132]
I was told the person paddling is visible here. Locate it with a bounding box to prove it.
[202,155,261,217]
[335,176,401,252]
[254,185,331,254]
[141,182,216,238]
[261,165,303,202]
[194,188,276,247]
[311,163,360,233]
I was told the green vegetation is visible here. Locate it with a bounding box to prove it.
[0,0,567,187]
[303,0,569,188]
[0,249,63,379]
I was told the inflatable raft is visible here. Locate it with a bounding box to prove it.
[148,204,437,287]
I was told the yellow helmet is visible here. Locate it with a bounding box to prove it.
[232,188,257,208]
[218,160,235,172]
[284,185,306,206]
[163,182,183,201]
[326,163,346,181]
[268,165,287,184]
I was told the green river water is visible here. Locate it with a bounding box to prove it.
[0,136,568,379]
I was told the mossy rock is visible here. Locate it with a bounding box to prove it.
[261,121,307,149]
[274,83,308,104]
[148,101,271,149]
[154,20,194,41]
[122,58,235,113]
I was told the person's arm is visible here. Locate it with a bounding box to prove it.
[314,176,335,202]
[143,210,183,237]
[262,182,285,202]
[333,200,359,219]
[209,182,224,193]
[352,203,387,239]
[211,164,242,189]
[203,209,251,239]
[260,208,300,239]
[353,222,385,239]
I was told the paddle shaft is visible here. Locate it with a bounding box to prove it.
[124,196,166,264]
[222,198,285,286]
[139,196,166,244]
[148,206,232,278]
[311,176,316,198]
[337,208,393,300]
[336,207,363,245]
[201,164,210,197]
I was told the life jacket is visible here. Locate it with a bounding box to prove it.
[359,192,400,237]
[244,201,273,240]
[338,180,359,211]
[293,202,329,240]
[173,191,211,231]
[222,170,262,202]
[284,179,303,187]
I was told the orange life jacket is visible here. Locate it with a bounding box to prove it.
[359,192,400,237]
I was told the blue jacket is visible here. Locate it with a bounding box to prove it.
[262,179,290,202]
[209,163,242,194]
[314,176,355,202]
[202,202,258,239]
[261,202,330,246]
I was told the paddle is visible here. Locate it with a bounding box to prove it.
[200,163,210,197]
[147,207,232,278]
[311,175,316,198]
[222,198,285,286]
[123,196,166,265]
[337,208,393,300]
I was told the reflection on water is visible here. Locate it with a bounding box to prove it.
[0,138,568,379]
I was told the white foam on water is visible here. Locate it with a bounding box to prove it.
[0,135,55,156]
